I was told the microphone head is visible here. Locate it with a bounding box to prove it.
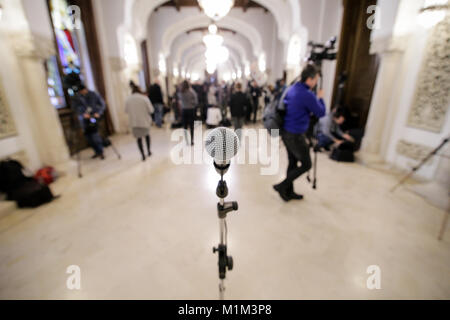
[205,127,240,164]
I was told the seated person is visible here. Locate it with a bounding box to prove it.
[206,105,222,129]
[315,109,355,151]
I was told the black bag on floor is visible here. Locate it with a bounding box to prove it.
[0,160,55,208]
[330,148,354,162]
[9,180,54,208]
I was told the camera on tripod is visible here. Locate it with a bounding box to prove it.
[307,36,338,65]
[304,36,338,190]
[83,107,100,134]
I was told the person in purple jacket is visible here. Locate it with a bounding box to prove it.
[274,64,326,201]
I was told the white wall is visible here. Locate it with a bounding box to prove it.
[384,27,449,180]
[97,0,126,58]
[365,0,450,181]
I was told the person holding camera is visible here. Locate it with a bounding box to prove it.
[273,64,326,201]
[72,85,106,160]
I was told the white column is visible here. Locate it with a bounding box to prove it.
[108,57,130,134]
[10,32,71,170]
[361,36,407,157]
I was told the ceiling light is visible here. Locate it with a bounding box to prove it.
[206,64,217,74]
[203,33,224,48]
[191,73,200,81]
[258,53,266,73]
[158,53,167,75]
[173,67,179,78]
[244,64,251,77]
[208,24,218,34]
[223,72,231,82]
[198,0,234,21]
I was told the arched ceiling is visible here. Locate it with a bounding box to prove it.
[186,55,236,76]
[182,44,241,73]
[127,0,301,44]
[171,32,252,68]
[160,12,263,58]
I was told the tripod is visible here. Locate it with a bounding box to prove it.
[390,137,449,241]
[68,110,122,178]
[391,137,449,192]
[68,109,83,178]
[212,162,238,300]
[306,70,323,190]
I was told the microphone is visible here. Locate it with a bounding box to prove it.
[205,127,240,173]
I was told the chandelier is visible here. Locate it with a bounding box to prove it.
[198,0,235,21]
[203,24,229,74]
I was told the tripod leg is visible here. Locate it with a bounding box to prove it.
[70,116,82,178]
[219,280,225,300]
[77,148,82,178]
[110,140,122,160]
[438,212,449,241]
[390,170,416,192]
[312,151,318,189]
[306,143,313,183]
[391,138,449,192]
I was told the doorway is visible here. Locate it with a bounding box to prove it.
[46,0,113,154]
[332,0,380,130]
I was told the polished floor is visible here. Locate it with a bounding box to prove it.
[0,125,449,300]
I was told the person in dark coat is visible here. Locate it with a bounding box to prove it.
[229,83,251,140]
[148,80,164,128]
[71,85,106,159]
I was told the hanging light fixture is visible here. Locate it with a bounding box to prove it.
[203,23,229,74]
[418,0,449,28]
[198,0,234,21]
[203,33,224,48]
[208,23,218,34]
[244,63,251,78]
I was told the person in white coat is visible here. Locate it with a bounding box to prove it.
[125,86,155,161]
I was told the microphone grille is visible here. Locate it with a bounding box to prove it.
[205,127,240,163]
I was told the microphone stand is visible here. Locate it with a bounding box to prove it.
[213,161,238,300]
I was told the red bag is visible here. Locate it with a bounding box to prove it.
[34,167,57,185]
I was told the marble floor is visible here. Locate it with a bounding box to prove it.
[0,125,449,300]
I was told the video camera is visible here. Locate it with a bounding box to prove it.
[83,107,100,134]
[307,36,338,66]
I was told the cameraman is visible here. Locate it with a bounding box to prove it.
[273,64,326,201]
[72,85,106,160]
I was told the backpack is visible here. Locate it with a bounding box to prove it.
[34,167,57,185]
[263,86,290,136]
[330,142,355,162]
[0,160,55,208]
[0,160,28,192]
